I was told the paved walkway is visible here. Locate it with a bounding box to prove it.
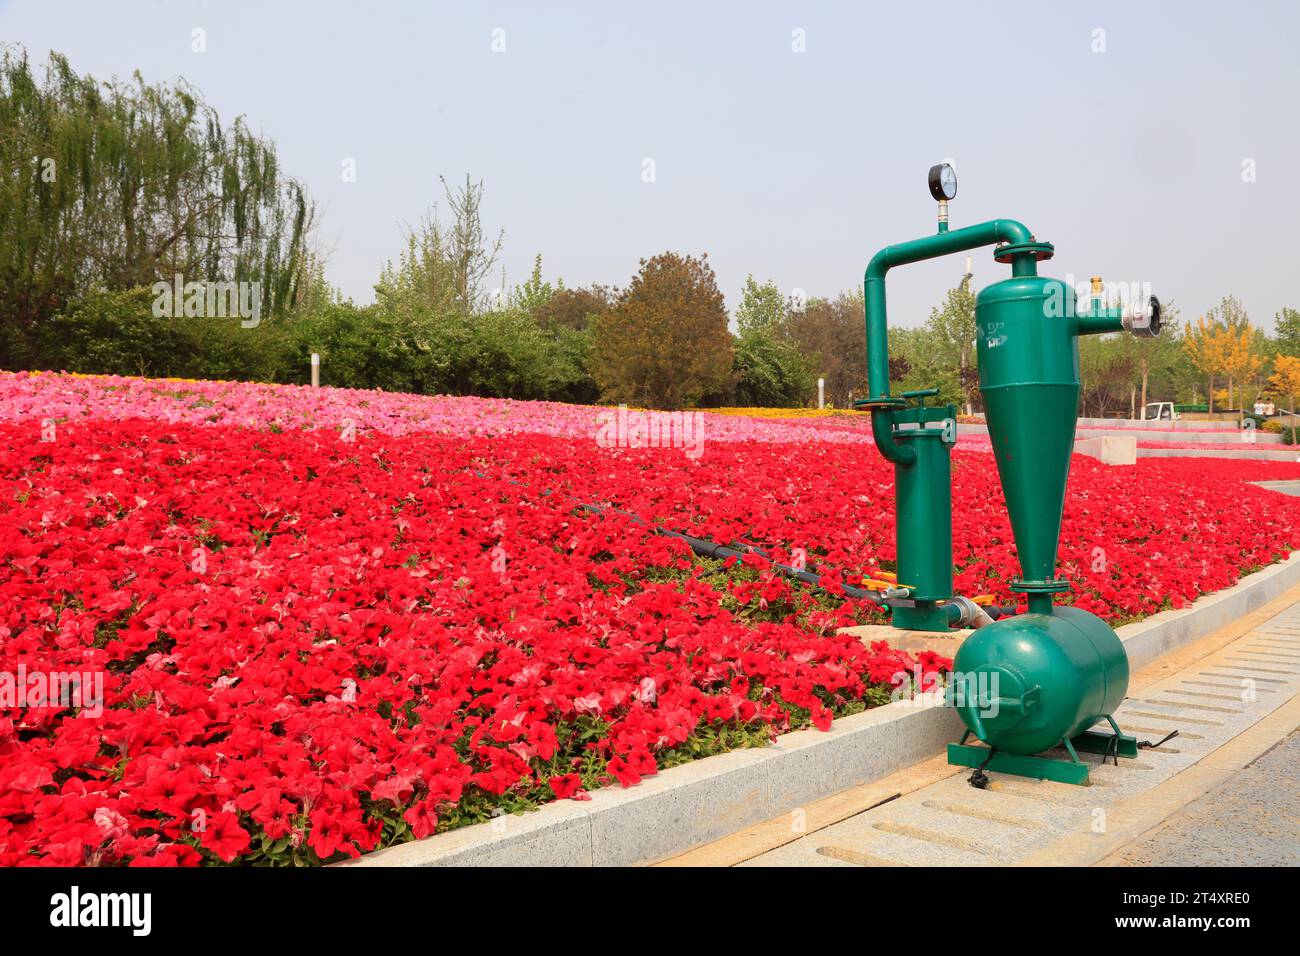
[661,595,1300,867]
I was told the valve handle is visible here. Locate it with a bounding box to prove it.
[961,678,1043,740]
[901,387,939,408]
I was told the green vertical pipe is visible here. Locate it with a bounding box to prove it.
[894,429,953,600]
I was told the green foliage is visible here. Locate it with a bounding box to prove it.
[290,300,595,402]
[887,325,965,409]
[782,291,865,407]
[1275,307,1300,357]
[374,175,504,320]
[733,326,816,407]
[35,288,186,377]
[36,287,292,382]
[1078,333,1139,416]
[0,47,312,365]
[590,252,733,410]
[512,255,556,315]
[735,275,788,337]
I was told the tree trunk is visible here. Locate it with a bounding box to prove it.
[1140,359,1149,412]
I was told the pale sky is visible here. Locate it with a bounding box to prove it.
[3,1,1297,328]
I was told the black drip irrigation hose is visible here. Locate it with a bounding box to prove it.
[1138,729,1180,750]
[968,747,997,789]
[477,469,1020,616]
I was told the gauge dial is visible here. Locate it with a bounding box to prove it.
[928,163,957,201]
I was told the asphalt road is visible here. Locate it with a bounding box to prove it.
[1110,731,1300,866]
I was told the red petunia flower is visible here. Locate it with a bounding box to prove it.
[199,812,251,864]
[547,773,585,800]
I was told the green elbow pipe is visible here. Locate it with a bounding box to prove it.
[865,220,1036,404]
[863,219,1039,466]
[872,408,915,465]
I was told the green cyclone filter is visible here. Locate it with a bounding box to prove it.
[975,276,1082,609]
[974,274,1158,611]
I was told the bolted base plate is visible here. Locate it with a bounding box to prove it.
[890,601,953,632]
[948,727,1138,786]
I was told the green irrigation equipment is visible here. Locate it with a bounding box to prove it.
[857,164,1163,785]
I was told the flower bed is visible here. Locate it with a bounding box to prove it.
[2,372,1299,866]
[0,413,939,866]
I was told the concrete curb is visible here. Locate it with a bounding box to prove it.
[1138,447,1300,462]
[955,421,1280,445]
[344,552,1300,867]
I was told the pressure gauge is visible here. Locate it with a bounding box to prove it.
[928,163,957,201]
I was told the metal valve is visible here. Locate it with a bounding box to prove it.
[1122,294,1162,337]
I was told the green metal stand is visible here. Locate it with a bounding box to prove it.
[948,717,1138,786]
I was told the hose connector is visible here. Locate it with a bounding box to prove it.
[946,595,995,629]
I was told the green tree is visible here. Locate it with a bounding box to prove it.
[374,175,502,320]
[922,285,978,412]
[783,290,866,406]
[511,255,555,314]
[1274,307,1300,356]
[735,275,788,337]
[733,327,816,407]
[590,252,733,410]
[1114,301,1185,413]
[1078,333,1139,417]
[532,285,614,331]
[0,47,313,366]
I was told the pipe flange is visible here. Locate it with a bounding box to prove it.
[993,240,1054,264]
[1009,578,1071,594]
[852,397,906,411]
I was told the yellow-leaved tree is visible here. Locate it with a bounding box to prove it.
[1183,315,1233,415]
[1270,354,1300,422]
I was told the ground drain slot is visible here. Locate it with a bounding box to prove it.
[1179,679,1273,695]
[816,845,906,867]
[870,821,996,855]
[1126,711,1222,726]
[1123,724,1203,740]
[1200,672,1288,685]
[1161,688,1240,702]
[1139,698,1241,714]
[1221,660,1299,675]
[987,780,1081,798]
[1081,754,1155,770]
[920,800,1048,830]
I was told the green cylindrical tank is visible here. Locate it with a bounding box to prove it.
[951,606,1129,755]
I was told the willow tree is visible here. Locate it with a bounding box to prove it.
[0,47,313,364]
